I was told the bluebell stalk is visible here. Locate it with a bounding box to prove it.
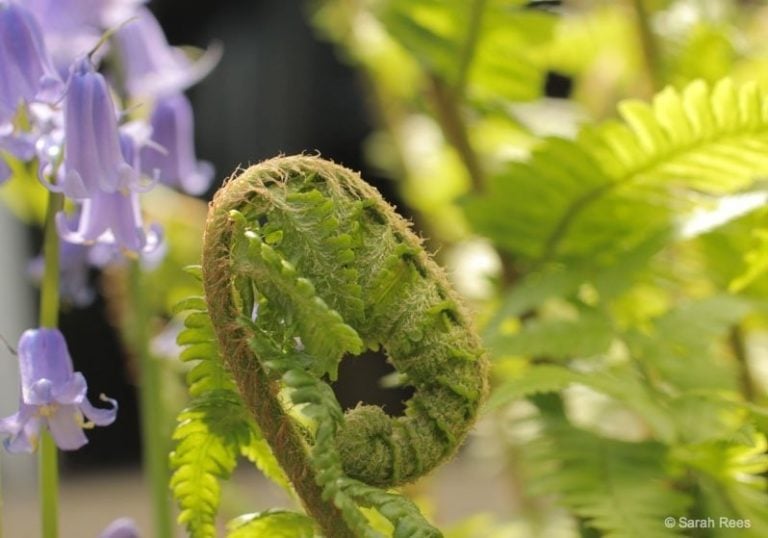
[0,328,117,453]
[141,93,214,195]
[0,1,61,123]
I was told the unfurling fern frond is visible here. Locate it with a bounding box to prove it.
[190,155,487,537]
[465,78,768,265]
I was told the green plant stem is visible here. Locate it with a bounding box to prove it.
[629,0,662,94]
[428,74,485,192]
[129,261,173,538]
[730,324,756,402]
[39,191,63,538]
[456,0,487,96]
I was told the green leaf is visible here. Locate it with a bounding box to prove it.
[226,510,315,538]
[489,310,614,360]
[466,79,768,265]
[240,427,292,493]
[528,422,692,538]
[625,295,750,392]
[234,230,364,380]
[488,364,676,441]
[171,401,242,538]
[170,295,292,537]
[378,0,553,101]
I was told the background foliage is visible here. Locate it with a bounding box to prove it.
[9,0,768,536]
[300,0,768,537]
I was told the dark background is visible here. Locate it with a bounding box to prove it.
[61,0,408,469]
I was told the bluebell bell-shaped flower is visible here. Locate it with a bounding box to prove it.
[49,57,140,199]
[140,94,214,195]
[115,7,220,98]
[56,189,162,255]
[0,1,61,123]
[0,328,117,453]
[98,517,140,538]
[56,130,162,256]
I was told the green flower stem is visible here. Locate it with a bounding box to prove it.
[129,261,173,538]
[39,191,63,538]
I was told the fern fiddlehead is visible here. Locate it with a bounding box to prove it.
[200,155,488,536]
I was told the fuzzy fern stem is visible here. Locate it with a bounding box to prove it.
[39,191,63,538]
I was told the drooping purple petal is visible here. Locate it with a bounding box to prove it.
[57,189,162,255]
[51,371,88,405]
[18,328,76,404]
[0,403,40,453]
[46,404,88,450]
[59,57,138,198]
[115,7,221,98]
[99,517,140,538]
[141,93,214,195]
[0,1,62,123]
[80,394,118,426]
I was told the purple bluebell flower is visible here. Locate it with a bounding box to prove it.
[98,517,140,538]
[141,94,213,195]
[47,57,139,199]
[56,129,162,257]
[56,189,162,255]
[115,7,220,99]
[0,1,62,123]
[0,328,117,453]
[23,0,146,74]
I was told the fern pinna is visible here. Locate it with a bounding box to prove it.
[172,155,488,537]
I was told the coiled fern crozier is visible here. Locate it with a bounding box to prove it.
[198,155,488,537]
